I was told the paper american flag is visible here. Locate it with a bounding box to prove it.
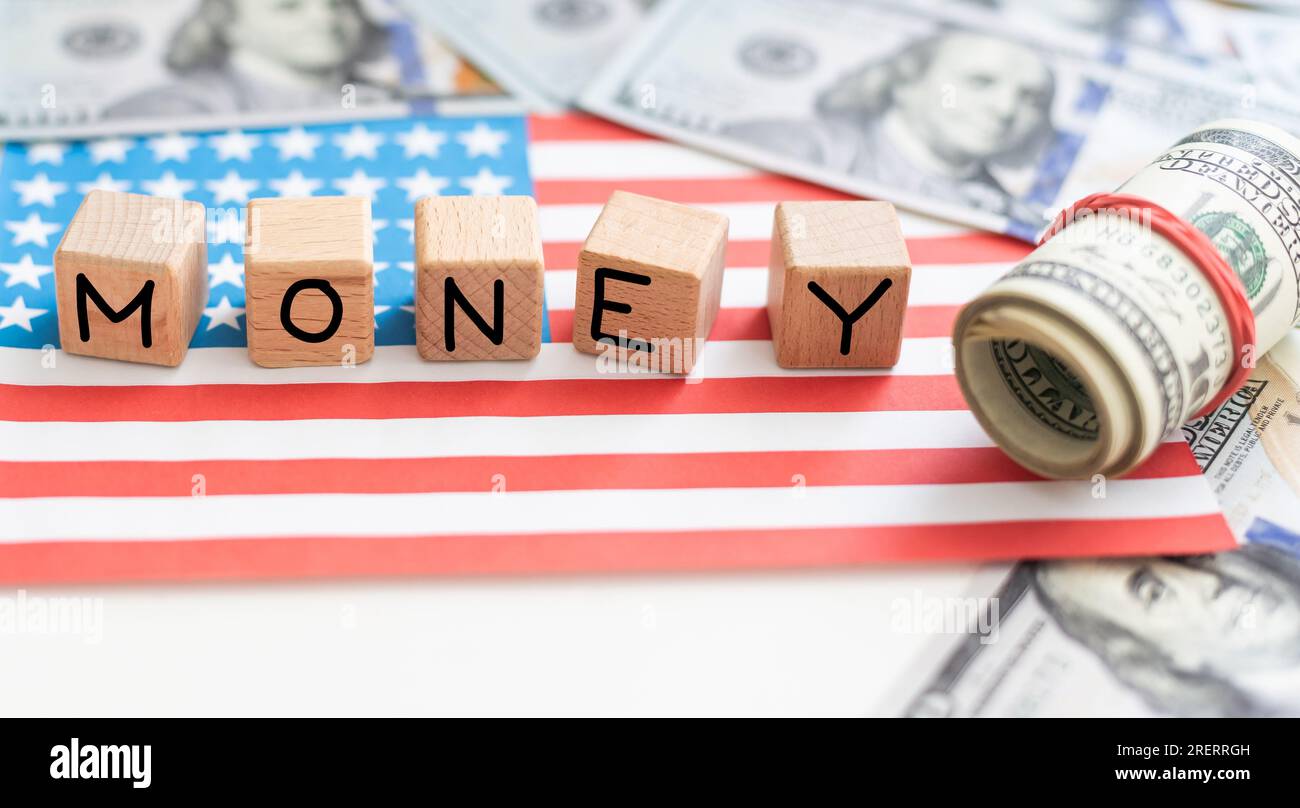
[0,113,1237,583]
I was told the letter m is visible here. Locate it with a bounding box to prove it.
[76,273,155,348]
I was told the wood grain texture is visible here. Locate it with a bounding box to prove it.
[571,191,727,374]
[244,196,374,368]
[414,196,545,361]
[767,201,911,368]
[54,190,207,367]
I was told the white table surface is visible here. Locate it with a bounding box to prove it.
[0,562,999,716]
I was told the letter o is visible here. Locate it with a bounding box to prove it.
[280,278,343,344]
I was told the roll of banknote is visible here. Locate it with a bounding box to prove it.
[953,119,1300,479]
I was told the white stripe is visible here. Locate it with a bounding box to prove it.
[538,201,966,241]
[0,477,1219,542]
[543,264,1009,309]
[0,338,954,387]
[0,410,992,461]
[530,141,756,180]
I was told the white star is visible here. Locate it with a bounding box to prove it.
[395,123,447,158]
[27,142,66,165]
[0,296,48,331]
[459,167,513,196]
[372,218,389,239]
[372,261,390,282]
[398,261,414,273]
[396,168,449,202]
[207,254,244,289]
[396,218,415,242]
[269,170,322,197]
[147,132,199,163]
[400,304,415,315]
[333,168,386,201]
[203,296,244,331]
[271,126,322,161]
[141,170,196,199]
[76,172,131,195]
[88,137,133,164]
[205,170,259,204]
[373,304,391,328]
[208,129,262,162]
[5,212,61,247]
[1,255,53,289]
[456,122,509,158]
[13,173,69,207]
[333,124,383,160]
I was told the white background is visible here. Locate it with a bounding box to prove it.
[0,563,998,716]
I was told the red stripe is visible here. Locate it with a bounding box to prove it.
[0,375,965,422]
[544,234,1030,269]
[534,176,857,205]
[0,444,1200,498]
[545,305,959,342]
[528,114,651,142]
[0,513,1234,584]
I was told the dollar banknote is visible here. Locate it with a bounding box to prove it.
[579,0,1300,239]
[400,0,658,111]
[1222,4,1300,103]
[952,119,1300,479]
[0,0,510,140]
[892,331,1300,717]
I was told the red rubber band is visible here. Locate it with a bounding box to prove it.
[1040,192,1256,419]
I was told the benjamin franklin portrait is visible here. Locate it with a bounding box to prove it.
[103,0,398,118]
[722,29,1057,222]
[1033,543,1300,716]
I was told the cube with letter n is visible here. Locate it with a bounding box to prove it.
[413,195,545,361]
[244,196,374,368]
[571,191,727,374]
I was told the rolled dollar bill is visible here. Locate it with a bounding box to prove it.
[953,119,1300,479]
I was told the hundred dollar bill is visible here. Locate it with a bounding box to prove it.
[953,119,1300,479]
[400,0,657,111]
[579,0,1300,239]
[0,0,510,140]
[890,333,1300,717]
[1186,331,1300,541]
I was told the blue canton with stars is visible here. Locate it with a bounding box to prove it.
[0,115,541,349]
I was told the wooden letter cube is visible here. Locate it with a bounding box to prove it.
[767,201,911,368]
[244,196,374,368]
[571,191,727,374]
[54,190,207,366]
[414,196,545,360]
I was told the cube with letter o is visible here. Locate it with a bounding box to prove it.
[244,196,374,368]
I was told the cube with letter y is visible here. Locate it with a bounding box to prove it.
[767,201,911,368]
[414,196,545,360]
[244,196,374,368]
[54,190,207,366]
[571,191,727,374]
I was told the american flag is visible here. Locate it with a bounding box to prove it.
[0,113,1236,583]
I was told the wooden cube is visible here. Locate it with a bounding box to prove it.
[767,201,911,368]
[414,196,545,360]
[571,191,727,374]
[244,196,374,368]
[54,190,207,366]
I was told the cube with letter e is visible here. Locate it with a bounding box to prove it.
[571,191,727,374]
[244,196,374,368]
[54,190,207,367]
[767,201,911,368]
